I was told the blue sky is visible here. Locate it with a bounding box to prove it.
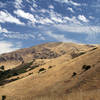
[0,0,100,54]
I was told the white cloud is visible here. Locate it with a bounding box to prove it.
[54,24,100,34]
[38,34,45,40]
[3,32,35,40]
[26,0,31,3]
[55,0,69,3]
[30,7,36,12]
[33,1,38,8]
[15,0,23,8]
[70,0,80,6]
[46,31,76,42]
[67,7,74,13]
[14,7,81,25]
[49,5,54,9]
[63,16,81,24]
[78,15,89,23]
[39,17,54,24]
[0,25,8,33]
[48,10,80,24]
[55,0,80,6]
[0,26,36,40]
[39,9,49,13]
[33,3,38,8]
[89,16,94,19]
[0,41,22,54]
[49,10,63,23]
[14,9,36,24]
[0,11,25,25]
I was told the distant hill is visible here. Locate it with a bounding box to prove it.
[0,42,97,69]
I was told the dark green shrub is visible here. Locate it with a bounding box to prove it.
[38,68,46,73]
[2,95,6,100]
[13,72,18,76]
[0,65,5,70]
[82,65,91,71]
[72,72,77,77]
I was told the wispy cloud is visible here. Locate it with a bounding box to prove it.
[39,18,54,25]
[46,31,77,42]
[55,0,80,6]
[38,34,46,40]
[48,5,54,9]
[14,9,36,24]
[49,10,64,23]
[67,7,74,13]
[0,11,25,25]
[70,0,80,6]
[0,25,8,33]
[54,24,100,34]
[3,32,35,40]
[0,41,22,54]
[78,15,89,23]
[64,16,81,24]
[15,0,23,9]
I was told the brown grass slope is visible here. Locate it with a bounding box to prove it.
[0,42,96,69]
[0,43,100,100]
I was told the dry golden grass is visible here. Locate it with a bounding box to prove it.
[1,89,100,100]
[0,42,100,100]
[0,42,96,69]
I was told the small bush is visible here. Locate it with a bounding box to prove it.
[0,65,5,70]
[28,72,33,75]
[2,95,6,100]
[72,72,77,77]
[82,65,91,71]
[13,72,19,76]
[48,66,53,69]
[38,68,46,73]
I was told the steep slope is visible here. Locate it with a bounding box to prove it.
[0,43,100,100]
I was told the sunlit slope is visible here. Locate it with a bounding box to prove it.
[0,44,100,98]
[0,42,97,69]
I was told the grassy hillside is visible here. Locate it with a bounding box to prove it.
[0,42,100,100]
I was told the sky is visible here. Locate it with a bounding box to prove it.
[0,0,100,54]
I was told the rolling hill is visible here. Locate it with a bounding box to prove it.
[0,42,100,100]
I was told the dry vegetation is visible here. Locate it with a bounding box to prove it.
[1,90,100,100]
[0,42,100,100]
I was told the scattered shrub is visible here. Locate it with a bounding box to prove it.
[82,65,91,71]
[13,72,19,76]
[2,95,6,100]
[48,66,53,69]
[38,68,46,73]
[28,72,33,75]
[72,72,77,77]
[0,65,5,70]
[90,47,97,51]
